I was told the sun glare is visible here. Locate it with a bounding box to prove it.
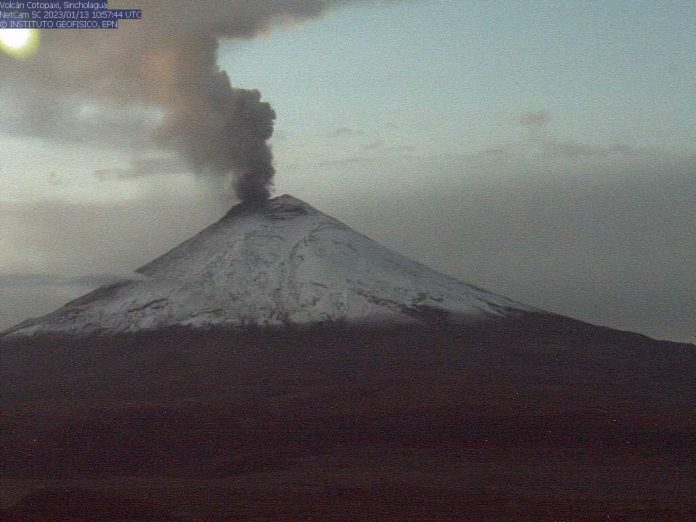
[0,29,30,49]
[0,29,40,58]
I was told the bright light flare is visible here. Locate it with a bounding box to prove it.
[0,28,30,49]
[0,29,40,59]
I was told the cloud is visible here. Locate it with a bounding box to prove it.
[498,109,640,160]
[306,147,696,343]
[0,272,145,331]
[0,272,134,289]
[94,156,189,182]
[318,156,375,167]
[478,137,640,161]
[1,148,694,341]
[518,110,552,128]
[0,0,372,201]
[0,191,231,278]
[330,127,366,138]
[542,141,637,158]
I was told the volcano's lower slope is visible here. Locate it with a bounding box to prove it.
[2,315,695,520]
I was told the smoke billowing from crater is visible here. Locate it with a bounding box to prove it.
[147,36,276,203]
[0,0,360,202]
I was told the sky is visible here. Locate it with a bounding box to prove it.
[1,0,694,342]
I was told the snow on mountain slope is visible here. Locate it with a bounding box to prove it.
[3,195,536,337]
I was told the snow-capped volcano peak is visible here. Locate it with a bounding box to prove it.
[4,195,534,337]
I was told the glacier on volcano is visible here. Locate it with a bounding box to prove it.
[3,195,535,338]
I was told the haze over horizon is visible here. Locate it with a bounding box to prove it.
[1,1,695,343]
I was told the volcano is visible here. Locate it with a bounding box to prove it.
[1,195,694,520]
[4,195,533,338]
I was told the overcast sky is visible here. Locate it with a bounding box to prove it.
[1,1,694,342]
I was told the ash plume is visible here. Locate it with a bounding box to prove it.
[146,36,276,202]
[0,0,362,202]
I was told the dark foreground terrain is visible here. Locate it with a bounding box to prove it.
[1,314,695,520]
